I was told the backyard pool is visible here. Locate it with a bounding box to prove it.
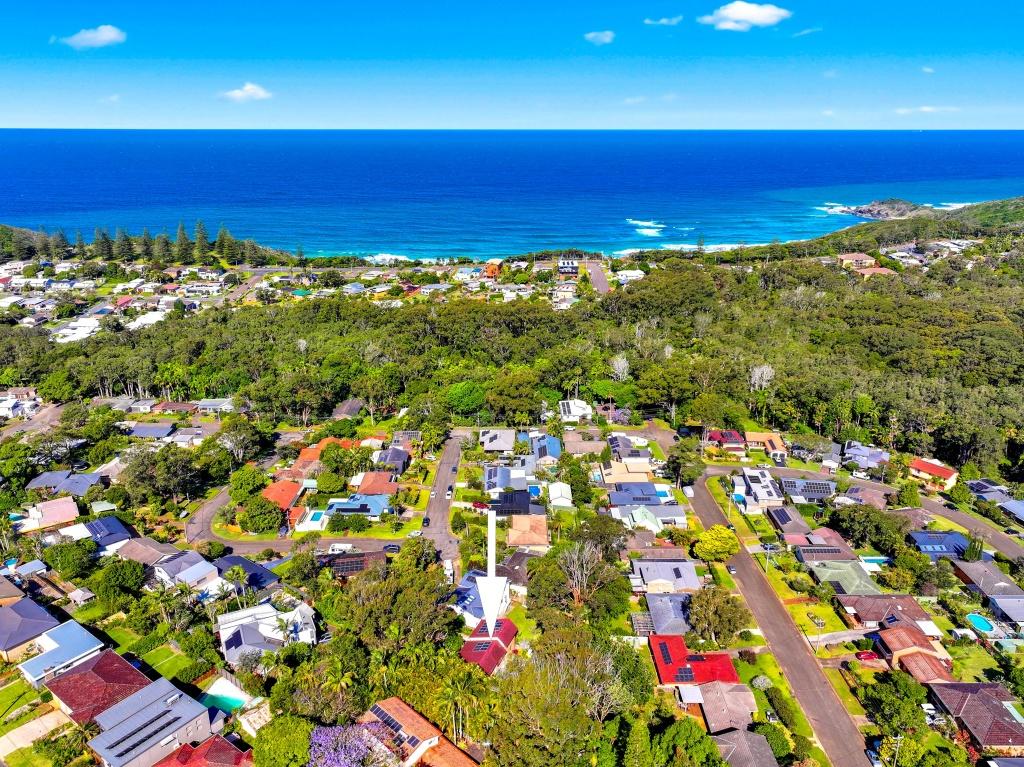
[199,677,252,713]
[309,511,324,523]
[967,613,995,633]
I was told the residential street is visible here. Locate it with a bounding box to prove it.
[420,434,463,563]
[689,478,872,767]
[583,260,610,294]
[0,403,64,441]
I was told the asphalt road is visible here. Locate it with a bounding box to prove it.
[420,435,464,563]
[690,478,872,767]
[583,260,611,294]
[1,403,65,440]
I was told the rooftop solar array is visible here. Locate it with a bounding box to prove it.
[674,667,695,682]
[370,704,421,749]
[658,642,672,665]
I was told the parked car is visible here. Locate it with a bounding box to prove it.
[727,523,736,531]
[445,486,453,500]
[865,749,883,767]
[407,530,423,538]
[852,471,869,480]
[855,650,879,661]
[472,501,489,510]
[757,463,772,469]
[422,517,431,527]
[430,490,437,498]
[451,465,457,473]
[383,544,401,554]
[726,565,738,575]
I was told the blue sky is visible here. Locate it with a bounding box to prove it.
[3,1,1023,129]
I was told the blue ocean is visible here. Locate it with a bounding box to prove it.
[2,130,1024,260]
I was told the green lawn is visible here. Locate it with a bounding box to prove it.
[105,625,140,652]
[705,478,759,545]
[211,521,280,542]
[711,563,737,591]
[948,643,1000,682]
[328,516,424,540]
[142,645,192,679]
[4,747,50,767]
[823,667,866,717]
[71,600,110,625]
[507,603,539,645]
[758,558,846,635]
[0,679,42,737]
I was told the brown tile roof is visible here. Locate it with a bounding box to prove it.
[931,683,1024,747]
[359,698,477,767]
[117,537,179,566]
[420,739,478,767]
[899,652,954,684]
[836,594,930,624]
[262,480,302,511]
[45,649,151,724]
[878,625,933,655]
[506,515,548,547]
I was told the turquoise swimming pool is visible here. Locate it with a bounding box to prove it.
[967,612,995,633]
[309,511,324,522]
[200,692,246,713]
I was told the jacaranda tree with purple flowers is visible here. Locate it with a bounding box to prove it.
[307,723,399,767]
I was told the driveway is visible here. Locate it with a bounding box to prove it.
[421,435,464,564]
[0,710,70,758]
[583,261,611,294]
[689,479,871,767]
[1,404,65,441]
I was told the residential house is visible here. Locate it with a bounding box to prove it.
[261,480,302,512]
[480,429,516,453]
[876,625,953,684]
[152,401,199,415]
[332,397,365,419]
[734,468,784,513]
[522,432,562,465]
[357,471,400,496]
[557,399,593,423]
[390,430,422,452]
[377,446,411,475]
[835,485,888,510]
[766,507,812,537]
[17,495,79,532]
[908,531,971,562]
[489,489,545,518]
[326,493,392,520]
[968,479,1013,505]
[929,683,1024,756]
[834,440,890,470]
[154,551,219,592]
[649,634,739,686]
[0,598,60,661]
[909,457,959,492]
[779,477,837,504]
[451,569,509,625]
[630,559,701,594]
[991,596,1024,631]
[61,516,133,556]
[460,618,518,675]
[953,560,1024,601]
[216,603,316,666]
[128,422,176,440]
[807,560,881,595]
[547,481,574,510]
[608,434,653,463]
[45,649,150,724]
[713,729,779,767]
[837,252,877,269]
[557,258,579,275]
[0,575,24,607]
[19,620,104,688]
[195,398,234,414]
[706,430,746,455]
[315,550,388,579]
[607,482,675,507]
[153,736,253,767]
[600,459,655,484]
[117,537,179,566]
[744,431,787,460]
[561,431,604,456]
[610,505,665,534]
[89,677,215,767]
[698,681,758,734]
[483,461,535,497]
[211,555,280,595]
[836,594,941,637]
[506,515,549,550]
[357,697,478,767]
[794,527,857,563]
[645,593,691,635]
[27,470,102,498]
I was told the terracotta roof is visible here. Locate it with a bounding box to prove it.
[362,697,440,743]
[262,480,301,511]
[46,649,151,724]
[836,594,930,624]
[649,635,739,686]
[359,471,399,496]
[877,625,933,655]
[153,736,253,767]
[910,457,957,480]
[506,515,549,546]
[298,437,354,462]
[898,652,954,684]
[420,739,478,767]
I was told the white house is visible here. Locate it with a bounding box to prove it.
[557,399,594,424]
[216,603,316,666]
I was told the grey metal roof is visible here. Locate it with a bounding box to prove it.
[646,593,691,635]
[0,598,60,651]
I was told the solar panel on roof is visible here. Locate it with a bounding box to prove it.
[774,509,792,524]
[658,642,672,664]
[113,715,181,758]
[406,735,421,748]
[473,642,492,652]
[686,654,706,662]
[674,667,695,682]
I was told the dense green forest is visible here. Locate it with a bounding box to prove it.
[5,241,1024,478]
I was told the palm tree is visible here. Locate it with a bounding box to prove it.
[274,616,295,644]
[0,514,14,555]
[224,565,249,610]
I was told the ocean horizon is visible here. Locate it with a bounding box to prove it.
[3,129,1024,261]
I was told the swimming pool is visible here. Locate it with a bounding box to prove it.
[309,511,324,522]
[966,613,995,633]
[860,556,890,565]
[200,677,251,713]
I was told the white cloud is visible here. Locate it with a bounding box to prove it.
[698,2,792,31]
[792,27,822,37]
[222,82,273,103]
[100,94,120,104]
[584,30,615,45]
[623,96,647,105]
[58,24,126,50]
[822,109,835,117]
[921,66,935,74]
[894,105,959,115]
[822,68,838,79]
[644,16,683,26]
[661,92,679,102]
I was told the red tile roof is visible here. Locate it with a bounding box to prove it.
[298,437,355,463]
[262,480,301,511]
[708,430,744,445]
[359,471,399,496]
[649,635,739,686]
[461,619,518,675]
[910,458,957,481]
[898,652,954,684]
[45,649,151,724]
[154,736,253,767]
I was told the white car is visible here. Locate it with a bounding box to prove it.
[865,750,883,767]
[852,471,869,480]
[407,530,423,538]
